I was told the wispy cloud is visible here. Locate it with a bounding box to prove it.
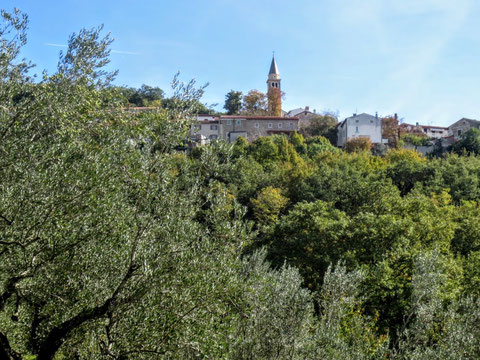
[110,49,141,55]
[44,42,67,48]
[44,42,141,55]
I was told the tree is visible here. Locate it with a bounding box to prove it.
[300,113,338,144]
[250,186,288,227]
[344,137,373,153]
[400,133,429,146]
[453,128,480,155]
[56,24,117,87]
[242,89,267,115]
[267,87,283,116]
[224,90,242,115]
[382,115,400,148]
[0,11,323,359]
[385,149,430,196]
[250,136,279,164]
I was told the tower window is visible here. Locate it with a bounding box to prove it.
[268,123,273,129]
[278,123,283,129]
[236,120,241,125]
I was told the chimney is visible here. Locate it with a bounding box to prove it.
[394,113,398,121]
[375,112,378,119]
[305,106,310,111]
[313,109,316,114]
[416,122,419,126]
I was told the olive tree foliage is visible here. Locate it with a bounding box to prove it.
[310,264,389,360]
[0,9,325,360]
[56,25,117,87]
[0,9,31,83]
[393,251,480,359]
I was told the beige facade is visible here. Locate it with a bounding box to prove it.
[400,123,449,139]
[191,119,222,143]
[219,116,299,142]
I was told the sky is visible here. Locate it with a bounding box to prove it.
[5,0,480,126]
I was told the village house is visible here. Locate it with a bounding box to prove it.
[337,113,385,147]
[191,115,222,144]
[192,115,299,143]
[286,107,319,129]
[448,118,480,139]
[218,115,299,142]
[400,123,449,139]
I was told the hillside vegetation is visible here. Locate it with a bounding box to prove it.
[3,9,480,359]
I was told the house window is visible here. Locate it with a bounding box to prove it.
[236,120,241,125]
[227,120,232,125]
[268,123,273,128]
[255,123,259,128]
[209,134,218,140]
[210,124,218,130]
[458,130,462,136]
[356,126,359,133]
[278,123,283,129]
[289,122,294,129]
[355,119,359,123]
[194,124,201,131]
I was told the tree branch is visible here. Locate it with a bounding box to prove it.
[0,276,23,311]
[0,331,20,360]
[36,263,138,360]
[0,214,12,225]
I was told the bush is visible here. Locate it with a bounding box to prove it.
[345,137,373,153]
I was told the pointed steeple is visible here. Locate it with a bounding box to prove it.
[266,54,282,116]
[269,56,279,75]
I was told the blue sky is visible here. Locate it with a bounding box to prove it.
[5,0,480,126]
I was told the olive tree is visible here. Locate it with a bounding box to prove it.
[0,10,321,359]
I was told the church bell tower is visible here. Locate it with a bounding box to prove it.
[267,55,282,116]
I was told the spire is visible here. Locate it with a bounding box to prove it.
[269,55,279,75]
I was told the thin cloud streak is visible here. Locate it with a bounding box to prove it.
[110,49,141,55]
[44,43,67,47]
[44,43,141,55]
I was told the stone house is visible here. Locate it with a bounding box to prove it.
[219,116,299,142]
[448,118,480,139]
[286,107,319,129]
